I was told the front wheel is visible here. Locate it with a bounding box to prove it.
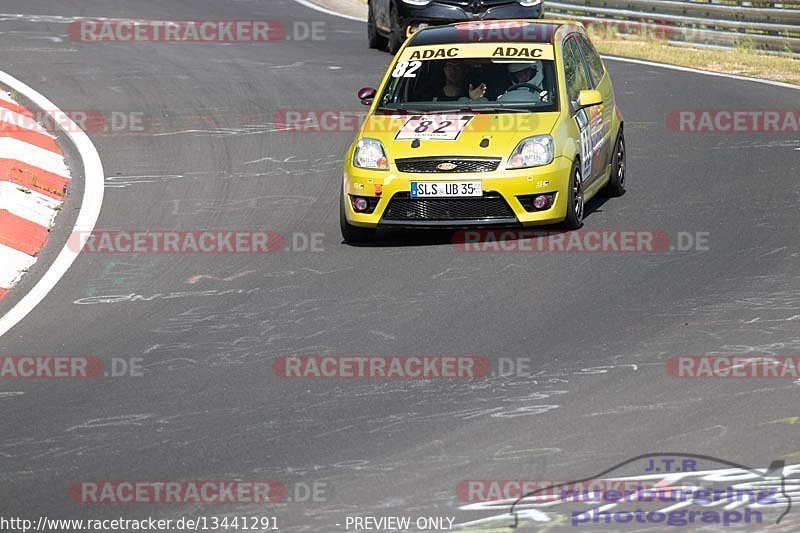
[340,191,377,243]
[562,163,584,230]
[604,129,626,197]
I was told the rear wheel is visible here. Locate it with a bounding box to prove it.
[387,4,404,54]
[367,1,388,50]
[563,163,584,230]
[340,190,377,243]
[604,129,626,197]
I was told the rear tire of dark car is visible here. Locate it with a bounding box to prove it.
[340,190,377,243]
[368,1,388,50]
[604,128,626,197]
[563,162,584,231]
[387,4,404,54]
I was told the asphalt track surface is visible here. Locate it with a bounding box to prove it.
[0,1,799,531]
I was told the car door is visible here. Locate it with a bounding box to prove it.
[562,36,600,184]
[576,34,615,176]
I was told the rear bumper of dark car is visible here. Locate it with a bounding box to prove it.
[396,1,544,28]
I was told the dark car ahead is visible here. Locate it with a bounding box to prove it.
[368,0,544,53]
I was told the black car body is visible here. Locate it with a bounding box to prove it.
[368,0,545,53]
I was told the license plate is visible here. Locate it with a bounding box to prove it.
[410,181,482,198]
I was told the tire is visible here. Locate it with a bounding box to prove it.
[368,1,388,50]
[387,4,404,54]
[604,128,626,197]
[340,191,377,243]
[562,162,585,230]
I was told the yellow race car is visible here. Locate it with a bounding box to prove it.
[341,19,625,242]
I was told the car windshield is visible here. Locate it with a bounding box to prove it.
[377,58,558,113]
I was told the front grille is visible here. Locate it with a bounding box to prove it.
[383,192,515,221]
[395,158,501,174]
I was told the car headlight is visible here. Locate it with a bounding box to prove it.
[517,0,542,6]
[507,135,554,169]
[402,0,432,6]
[353,138,389,170]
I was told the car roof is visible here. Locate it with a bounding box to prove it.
[407,19,585,47]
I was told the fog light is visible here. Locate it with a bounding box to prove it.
[353,197,369,212]
[533,195,550,209]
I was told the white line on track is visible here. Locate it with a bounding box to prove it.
[291,0,800,92]
[601,55,800,92]
[0,71,105,338]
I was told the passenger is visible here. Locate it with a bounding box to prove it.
[498,62,545,102]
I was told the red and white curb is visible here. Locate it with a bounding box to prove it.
[0,72,104,337]
[0,89,70,299]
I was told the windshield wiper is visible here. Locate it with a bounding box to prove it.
[375,107,470,115]
[468,106,531,114]
[375,106,439,115]
[377,105,532,115]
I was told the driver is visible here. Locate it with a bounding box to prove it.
[431,60,488,102]
[498,62,546,103]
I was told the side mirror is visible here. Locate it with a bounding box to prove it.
[577,89,603,110]
[358,87,377,106]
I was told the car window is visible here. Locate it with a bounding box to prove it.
[562,38,591,108]
[576,35,605,87]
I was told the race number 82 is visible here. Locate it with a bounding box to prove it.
[392,61,422,78]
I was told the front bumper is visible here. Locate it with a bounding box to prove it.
[397,1,544,28]
[343,156,573,229]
